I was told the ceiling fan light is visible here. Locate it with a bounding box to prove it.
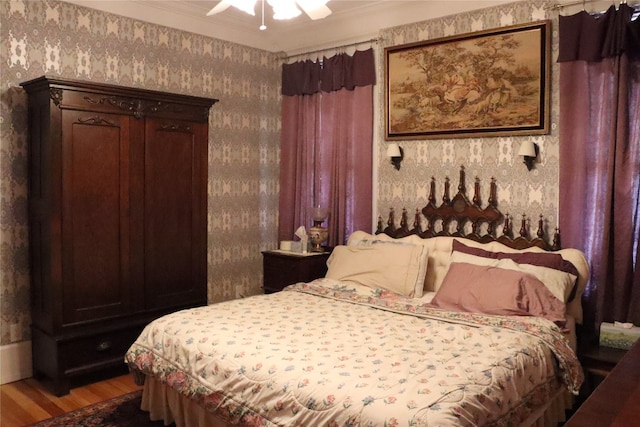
[268,0,301,20]
[228,0,257,15]
[297,0,329,9]
[296,0,331,20]
[206,0,331,22]
[273,7,302,20]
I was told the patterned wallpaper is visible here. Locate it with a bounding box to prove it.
[0,0,563,347]
[375,0,561,241]
[0,0,281,345]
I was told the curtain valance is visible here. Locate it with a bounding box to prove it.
[558,4,640,62]
[281,48,376,96]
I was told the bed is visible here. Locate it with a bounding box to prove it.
[125,167,588,427]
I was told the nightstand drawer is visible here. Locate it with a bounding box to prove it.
[264,255,298,276]
[262,250,330,293]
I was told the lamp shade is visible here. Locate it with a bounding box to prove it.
[517,140,537,157]
[387,143,402,157]
[312,206,328,221]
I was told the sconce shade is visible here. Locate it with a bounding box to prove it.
[518,141,537,157]
[386,143,403,171]
[517,141,539,171]
[386,143,402,157]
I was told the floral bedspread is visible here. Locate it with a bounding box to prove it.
[125,278,583,427]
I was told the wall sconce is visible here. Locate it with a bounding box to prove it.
[517,140,539,171]
[386,143,404,170]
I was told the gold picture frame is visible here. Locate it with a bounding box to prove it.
[385,21,551,140]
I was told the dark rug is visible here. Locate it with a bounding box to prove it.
[28,390,173,427]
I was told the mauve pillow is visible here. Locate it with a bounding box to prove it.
[429,262,566,324]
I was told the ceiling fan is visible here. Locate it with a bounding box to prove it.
[206,0,332,21]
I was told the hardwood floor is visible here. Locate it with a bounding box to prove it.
[0,373,141,427]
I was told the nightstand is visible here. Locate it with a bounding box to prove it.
[579,338,627,395]
[262,250,331,293]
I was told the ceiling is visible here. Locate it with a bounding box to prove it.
[63,0,520,55]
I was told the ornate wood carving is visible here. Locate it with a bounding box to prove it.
[376,165,560,250]
[83,95,189,119]
[160,123,193,132]
[77,115,116,126]
[50,88,63,106]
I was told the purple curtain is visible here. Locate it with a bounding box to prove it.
[279,49,375,246]
[558,4,640,329]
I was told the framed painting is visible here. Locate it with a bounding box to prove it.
[385,21,550,140]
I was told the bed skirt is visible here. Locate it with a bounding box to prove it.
[522,388,573,427]
[141,376,226,427]
[139,374,573,427]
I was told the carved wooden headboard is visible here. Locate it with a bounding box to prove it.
[376,166,560,250]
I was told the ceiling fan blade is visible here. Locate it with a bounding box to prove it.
[296,0,332,20]
[206,1,232,16]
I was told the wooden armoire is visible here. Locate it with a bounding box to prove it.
[20,76,218,395]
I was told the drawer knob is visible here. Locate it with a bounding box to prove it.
[96,340,112,352]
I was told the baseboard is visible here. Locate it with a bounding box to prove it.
[0,340,32,384]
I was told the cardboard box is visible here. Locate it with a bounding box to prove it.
[599,322,640,350]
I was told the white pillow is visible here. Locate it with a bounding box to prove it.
[326,243,428,297]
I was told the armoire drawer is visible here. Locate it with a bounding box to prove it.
[60,327,143,375]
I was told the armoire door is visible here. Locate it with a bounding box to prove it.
[60,109,134,325]
[142,117,208,309]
